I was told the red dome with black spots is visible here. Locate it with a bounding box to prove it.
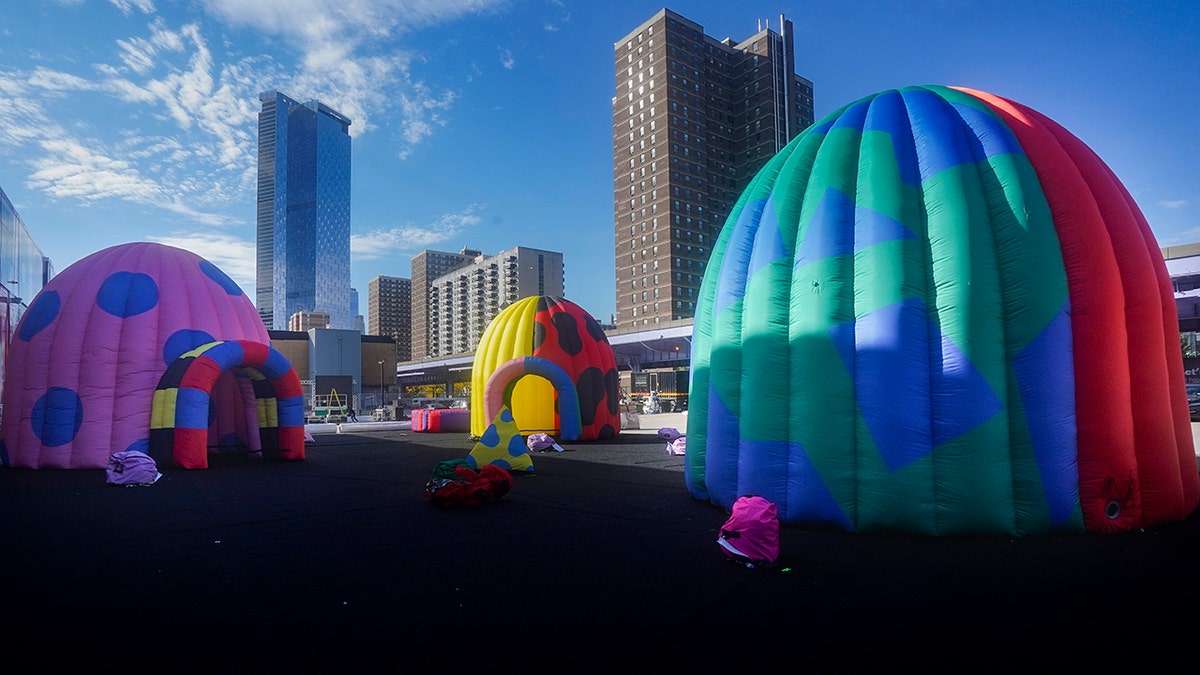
[531,296,620,439]
[470,296,620,440]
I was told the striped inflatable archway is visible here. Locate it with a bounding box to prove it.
[150,340,306,469]
[483,356,583,441]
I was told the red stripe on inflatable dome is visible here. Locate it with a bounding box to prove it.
[277,425,306,461]
[957,88,1138,531]
[271,369,304,400]
[1041,117,1198,524]
[238,340,269,368]
[1103,166,1200,517]
[173,427,209,469]
[179,354,224,391]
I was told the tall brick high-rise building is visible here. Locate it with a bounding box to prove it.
[367,275,411,361]
[613,9,814,329]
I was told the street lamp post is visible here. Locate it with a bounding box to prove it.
[378,360,386,414]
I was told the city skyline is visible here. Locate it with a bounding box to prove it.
[0,1,1196,325]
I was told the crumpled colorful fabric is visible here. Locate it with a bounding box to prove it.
[425,462,513,506]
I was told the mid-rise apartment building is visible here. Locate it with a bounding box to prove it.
[428,246,564,357]
[410,248,482,360]
[612,9,814,329]
[288,310,331,332]
[367,275,412,362]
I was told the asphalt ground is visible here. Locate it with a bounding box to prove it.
[2,426,1198,672]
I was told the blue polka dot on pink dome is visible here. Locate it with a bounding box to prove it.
[200,260,244,296]
[163,329,217,365]
[97,271,159,317]
[17,290,61,341]
[31,387,84,447]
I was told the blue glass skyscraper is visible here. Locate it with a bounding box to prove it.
[256,90,352,330]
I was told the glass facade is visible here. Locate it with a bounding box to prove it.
[0,186,52,402]
[256,90,352,330]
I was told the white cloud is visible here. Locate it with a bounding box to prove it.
[0,72,58,146]
[30,138,162,201]
[200,0,506,155]
[116,38,157,75]
[1,0,510,243]
[149,231,257,293]
[351,207,483,260]
[499,47,515,69]
[1161,199,1190,209]
[15,17,261,212]
[28,137,231,227]
[543,0,569,31]
[115,18,186,75]
[202,0,504,37]
[393,77,457,158]
[26,68,98,92]
[109,0,155,15]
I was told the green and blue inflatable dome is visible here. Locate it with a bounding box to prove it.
[686,85,1199,536]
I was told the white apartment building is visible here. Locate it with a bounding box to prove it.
[428,246,565,357]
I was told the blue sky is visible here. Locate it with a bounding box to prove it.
[0,1,1196,324]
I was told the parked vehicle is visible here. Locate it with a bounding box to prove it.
[1188,384,1200,421]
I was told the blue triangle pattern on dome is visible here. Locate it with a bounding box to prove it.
[903,87,1022,182]
[854,202,918,252]
[714,197,768,316]
[1011,299,1078,527]
[747,195,788,279]
[796,187,854,267]
[739,438,853,531]
[829,97,869,134]
[863,90,921,186]
[829,298,1003,471]
[795,187,917,269]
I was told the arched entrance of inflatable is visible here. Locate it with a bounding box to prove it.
[483,356,583,441]
[149,340,306,469]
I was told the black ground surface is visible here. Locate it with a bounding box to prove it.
[2,429,1198,672]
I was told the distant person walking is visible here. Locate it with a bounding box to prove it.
[347,407,360,423]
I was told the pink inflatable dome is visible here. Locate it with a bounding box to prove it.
[1,242,304,469]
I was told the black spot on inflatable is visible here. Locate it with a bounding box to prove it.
[537,296,563,312]
[604,368,620,415]
[584,314,608,343]
[552,312,583,356]
[533,320,546,351]
[576,367,607,425]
